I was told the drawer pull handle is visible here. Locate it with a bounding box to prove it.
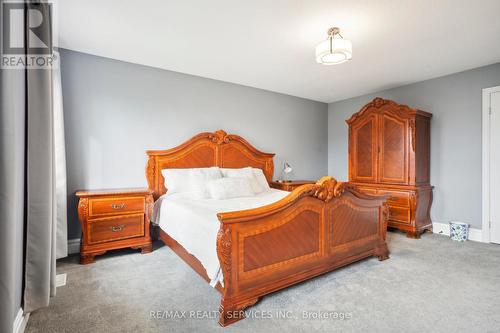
[390,196,399,201]
[111,225,125,232]
[111,203,125,209]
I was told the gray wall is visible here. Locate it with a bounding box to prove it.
[60,49,328,239]
[328,63,500,229]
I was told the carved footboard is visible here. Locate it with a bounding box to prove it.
[216,176,389,326]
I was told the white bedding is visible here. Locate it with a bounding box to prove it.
[152,189,289,287]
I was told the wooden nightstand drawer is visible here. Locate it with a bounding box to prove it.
[89,197,145,217]
[88,214,145,244]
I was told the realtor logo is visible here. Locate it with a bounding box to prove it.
[1,1,54,68]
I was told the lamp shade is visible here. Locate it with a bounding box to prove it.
[316,28,352,65]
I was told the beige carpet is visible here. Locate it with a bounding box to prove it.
[25,231,500,333]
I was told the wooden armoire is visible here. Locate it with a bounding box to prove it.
[346,97,433,238]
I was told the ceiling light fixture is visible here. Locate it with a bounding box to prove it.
[315,27,352,65]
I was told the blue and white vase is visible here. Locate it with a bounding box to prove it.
[449,221,469,242]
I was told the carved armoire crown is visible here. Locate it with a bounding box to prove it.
[346,97,433,238]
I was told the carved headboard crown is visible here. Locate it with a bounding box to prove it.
[146,130,275,200]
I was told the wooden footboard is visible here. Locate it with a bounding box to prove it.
[216,176,389,326]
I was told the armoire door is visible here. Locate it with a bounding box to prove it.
[349,114,378,182]
[378,113,408,184]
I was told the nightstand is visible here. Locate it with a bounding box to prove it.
[269,180,316,192]
[76,188,153,264]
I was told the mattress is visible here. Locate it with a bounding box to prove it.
[152,189,289,287]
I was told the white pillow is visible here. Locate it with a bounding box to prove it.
[207,177,255,200]
[220,167,251,178]
[252,168,271,192]
[220,167,265,193]
[161,167,222,198]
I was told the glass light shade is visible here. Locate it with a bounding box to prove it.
[315,37,352,65]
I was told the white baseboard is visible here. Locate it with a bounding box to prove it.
[13,308,29,333]
[432,222,484,242]
[67,238,80,254]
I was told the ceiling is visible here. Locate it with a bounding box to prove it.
[55,0,500,103]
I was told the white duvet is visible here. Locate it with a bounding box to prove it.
[153,189,289,287]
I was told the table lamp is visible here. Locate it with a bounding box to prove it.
[279,162,293,182]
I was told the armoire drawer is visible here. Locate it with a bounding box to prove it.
[388,205,411,225]
[378,190,410,207]
[355,186,378,195]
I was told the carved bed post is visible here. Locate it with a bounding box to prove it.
[216,225,234,326]
[146,155,157,198]
[217,224,259,326]
[375,203,390,261]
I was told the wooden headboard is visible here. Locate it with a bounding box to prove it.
[146,130,275,199]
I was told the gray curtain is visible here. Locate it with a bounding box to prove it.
[53,50,68,260]
[0,2,27,332]
[0,36,27,333]
[23,3,69,313]
[23,49,58,312]
[0,1,67,330]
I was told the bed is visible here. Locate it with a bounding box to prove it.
[146,130,389,326]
